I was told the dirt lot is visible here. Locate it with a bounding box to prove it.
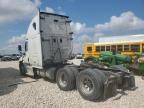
[0,61,144,108]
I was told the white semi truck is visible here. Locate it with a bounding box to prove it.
[19,11,135,101]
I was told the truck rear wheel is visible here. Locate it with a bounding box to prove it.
[56,66,75,91]
[76,69,104,101]
[19,62,27,75]
[68,66,79,78]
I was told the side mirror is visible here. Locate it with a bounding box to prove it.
[18,45,22,52]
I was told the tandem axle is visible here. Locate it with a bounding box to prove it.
[19,61,136,101]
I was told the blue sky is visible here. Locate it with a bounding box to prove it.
[42,0,144,26]
[0,0,144,54]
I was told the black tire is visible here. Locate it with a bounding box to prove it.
[56,66,76,91]
[68,66,79,78]
[45,67,57,81]
[19,62,27,75]
[76,69,105,101]
[93,69,106,83]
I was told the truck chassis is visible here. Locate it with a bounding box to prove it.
[19,61,135,101]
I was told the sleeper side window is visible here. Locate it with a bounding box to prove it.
[33,22,36,30]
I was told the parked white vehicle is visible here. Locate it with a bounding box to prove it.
[76,54,83,59]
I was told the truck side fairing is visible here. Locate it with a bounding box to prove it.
[25,12,43,68]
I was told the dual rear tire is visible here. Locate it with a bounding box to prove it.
[19,63,106,101]
[56,66,76,91]
[76,69,106,101]
[56,67,106,101]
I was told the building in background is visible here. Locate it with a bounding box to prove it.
[98,34,144,43]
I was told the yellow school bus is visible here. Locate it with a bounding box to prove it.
[84,41,144,59]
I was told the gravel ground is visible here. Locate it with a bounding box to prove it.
[0,61,144,108]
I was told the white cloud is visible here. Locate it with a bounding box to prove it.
[70,22,86,34]
[73,35,94,53]
[0,0,41,24]
[73,42,82,53]
[57,6,66,15]
[70,23,104,53]
[79,35,93,43]
[73,34,102,53]
[73,34,89,53]
[0,34,26,54]
[70,22,95,34]
[45,7,55,13]
[95,11,144,32]
[94,33,104,37]
[45,6,66,15]
[8,34,26,45]
[35,0,41,6]
[71,11,144,35]
[58,11,66,15]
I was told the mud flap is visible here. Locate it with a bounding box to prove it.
[122,75,136,90]
[103,75,117,99]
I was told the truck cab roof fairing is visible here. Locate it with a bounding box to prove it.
[26,11,69,39]
[40,12,69,18]
[26,12,40,39]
